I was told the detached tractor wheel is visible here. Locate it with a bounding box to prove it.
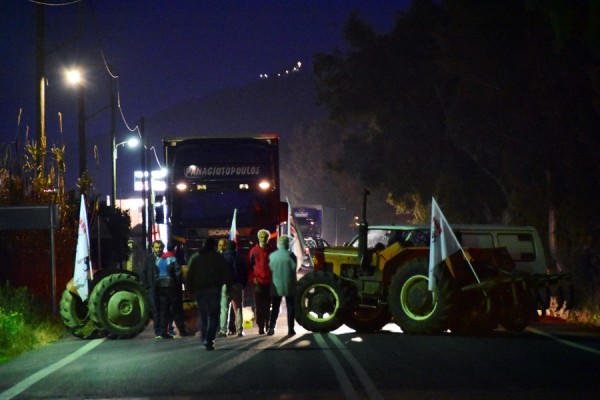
[59,288,104,339]
[345,305,391,333]
[451,291,498,336]
[389,260,455,335]
[88,273,150,339]
[295,271,349,333]
[500,287,533,332]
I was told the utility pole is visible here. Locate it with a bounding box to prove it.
[109,68,117,207]
[140,117,147,252]
[77,84,86,177]
[35,4,46,174]
[147,160,154,248]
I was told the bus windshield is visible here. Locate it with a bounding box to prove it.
[172,190,277,228]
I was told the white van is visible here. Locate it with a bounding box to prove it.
[346,224,548,275]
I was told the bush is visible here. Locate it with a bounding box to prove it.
[0,283,64,364]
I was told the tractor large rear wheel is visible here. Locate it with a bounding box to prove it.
[389,261,455,335]
[88,273,150,339]
[295,271,349,333]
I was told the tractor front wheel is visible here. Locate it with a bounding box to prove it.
[295,271,349,333]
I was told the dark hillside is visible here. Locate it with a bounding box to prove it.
[145,71,323,141]
[112,70,327,201]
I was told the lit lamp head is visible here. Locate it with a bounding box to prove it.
[65,68,83,86]
[126,137,139,148]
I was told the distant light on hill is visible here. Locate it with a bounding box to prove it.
[260,60,303,79]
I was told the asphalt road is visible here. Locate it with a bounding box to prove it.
[1,314,599,400]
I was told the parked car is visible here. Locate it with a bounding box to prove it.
[302,236,330,268]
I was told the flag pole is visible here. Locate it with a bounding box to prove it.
[286,197,291,238]
[286,197,311,268]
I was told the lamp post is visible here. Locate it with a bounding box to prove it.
[112,137,139,207]
[65,68,86,177]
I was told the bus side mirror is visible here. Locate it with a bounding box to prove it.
[155,204,165,224]
[279,202,289,223]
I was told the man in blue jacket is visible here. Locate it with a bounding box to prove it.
[155,241,185,339]
[141,240,164,337]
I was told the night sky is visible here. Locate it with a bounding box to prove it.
[1,0,408,196]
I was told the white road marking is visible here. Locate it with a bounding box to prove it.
[0,338,105,400]
[314,333,360,400]
[329,334,384,400]
[527,327,600,356]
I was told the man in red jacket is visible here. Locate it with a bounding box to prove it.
[248,229,272,334]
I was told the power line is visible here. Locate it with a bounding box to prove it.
[86,0,162,170]
[29,0,82,6]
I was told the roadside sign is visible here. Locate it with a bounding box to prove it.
[0,205,60,314]
[0,205,59,230]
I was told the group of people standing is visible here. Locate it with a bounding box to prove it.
[141,240,191,339]
[141,230,298,351]
[249,229,297,337]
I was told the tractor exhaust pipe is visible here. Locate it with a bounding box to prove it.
[358,188,370,271]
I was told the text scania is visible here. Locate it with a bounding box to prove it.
[184,165,261,177]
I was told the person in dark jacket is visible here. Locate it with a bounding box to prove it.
[140,240,164,337]
[222,240,249,337]
[186,238,231,350]
[168,241,191,337]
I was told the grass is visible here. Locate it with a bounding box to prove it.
[0,283,65,365]
[543,295,600,327]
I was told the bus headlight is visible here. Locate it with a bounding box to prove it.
[258,180,271,190]
[176,182,188,191]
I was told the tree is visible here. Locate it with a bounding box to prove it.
[314,0,600,274]
[282,119,401,241]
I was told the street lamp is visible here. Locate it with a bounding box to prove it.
[112,137,139,207]
[65,67,86,177]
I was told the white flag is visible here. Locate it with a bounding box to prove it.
[73,195,91,301]
[229,208,237,243]
[286,197,310,268]
[428,197,462,290]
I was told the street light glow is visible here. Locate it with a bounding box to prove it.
[115,136,140,156]
[66,68,82,85]
[127,137,140,148]
[113,136,141,204]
